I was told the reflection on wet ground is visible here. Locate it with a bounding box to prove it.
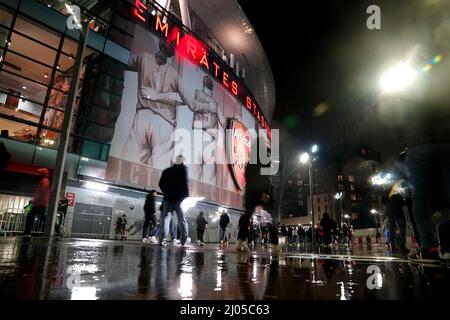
[0,237,448,300]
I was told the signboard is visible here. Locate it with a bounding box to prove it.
[227,119,251,191]
[66,192,75,207]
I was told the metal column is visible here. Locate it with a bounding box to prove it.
[45,21,89,237]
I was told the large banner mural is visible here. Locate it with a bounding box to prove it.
[106,25,258,208]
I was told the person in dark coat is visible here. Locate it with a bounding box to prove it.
[320,212,337,246]
[196,211,208,245]
[235,160,272,252]
[219,210,230,246]
[142,190,157,242]
[158,155,190,246]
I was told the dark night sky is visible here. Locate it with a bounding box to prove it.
[238,0,450,166]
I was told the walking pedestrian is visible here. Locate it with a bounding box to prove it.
[24,168,51,237]
[235,157,273,252]
[158,155,190,246]
[219,210,230,247]
[142,190,157,243]
[196,211,208,245]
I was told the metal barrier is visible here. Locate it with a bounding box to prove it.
[0,209,62,236]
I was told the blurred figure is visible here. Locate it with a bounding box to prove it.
[55,194,69,237]
[0,141,10,172]
[320,212,337,246]
[297,225,306,245]
[115,214,127,240]
[342,223,350,244]
[287,226,293,244]
[382,180,409,254]
[348,225,354,244]
[280,224,288,245]
[142,190,157,243]
[196,211,208,246]
[219,210,230,247]
[236,161,273,252]
[390,43,450,261]
[24,168,51,237]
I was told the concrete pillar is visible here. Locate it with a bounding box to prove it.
[178,0,191,29]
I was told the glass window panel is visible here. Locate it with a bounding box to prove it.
[14,16,61,49]
[0,116,37,143]
[9,32,57,66]
[0,6,13,28]
[84,121,114,143]
[51,72,72,94]
[0,24,8,47]
[42,106,64,130]
[0,93,41,124]
[38,128,60,149]
[0,70,48,103]
[62,36,94,59]
[3,51,53,85]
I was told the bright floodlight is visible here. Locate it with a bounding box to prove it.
[311,144,319,154]
[85,181,109,192]
[379,63,417,93]
[344,214,350,219]
[300,152,310,164]
[180,197,205,212]
[371,209,378,214]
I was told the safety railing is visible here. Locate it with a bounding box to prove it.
[0,209,60,236]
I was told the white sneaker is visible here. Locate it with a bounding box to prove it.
[173,239,180,245]
[185,237,191,245]
[159,241,167,247]
[142,238,149,244]
[197,240,201,245]
[150,236,157,244]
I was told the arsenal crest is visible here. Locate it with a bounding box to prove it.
[227,119,251,190]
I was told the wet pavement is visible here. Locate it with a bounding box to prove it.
[0,237,449,300]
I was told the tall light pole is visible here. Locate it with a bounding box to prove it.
[45,19,89,237]
[371,209,380,239]
[300,144,319,246]
[335,192,344,229]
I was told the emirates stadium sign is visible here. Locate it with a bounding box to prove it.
[227,119,251,191]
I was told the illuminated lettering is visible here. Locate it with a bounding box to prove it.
[187,41,197,60]
[212,62,220,78]
[231,81,238,96]
[199,53,209,69]
[155,15,169,37]
[129,7,272,138]
[223,72,229,88]
[167,26,181,47]
[133,0,147,23]
[246,96,252,110]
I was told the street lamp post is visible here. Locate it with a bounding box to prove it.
[308,164,315,245]
[371,209,380,241]
[335,192,344,229]
[300,145,319,246]
[45,20,89,237]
